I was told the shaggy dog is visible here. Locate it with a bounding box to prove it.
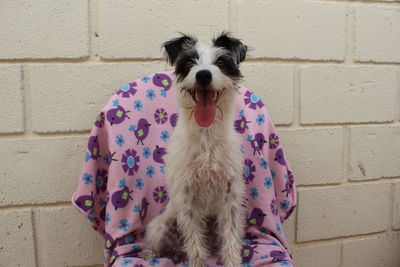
[142,33,248,267]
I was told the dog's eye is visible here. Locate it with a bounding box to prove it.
[186,61,194,68]
[216,60,224,67]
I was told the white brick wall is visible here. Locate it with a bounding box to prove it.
[0,0,399,266]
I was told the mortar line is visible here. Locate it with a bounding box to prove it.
[0,202,72,211]
[21,65,33,135]
[342,126,351,183]
[88,0,100,62]
[387,182,396,232]
[30,208,39,267]
[345,3,355,65]
[293,64,300,127]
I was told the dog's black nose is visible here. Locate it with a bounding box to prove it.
[196,70,212,86]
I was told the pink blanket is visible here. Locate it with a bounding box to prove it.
[72,71,297,267]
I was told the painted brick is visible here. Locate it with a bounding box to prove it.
[293,243,340,267]
[300,65,397,124]
[34,206,103,267]
[279,128,343,185]
[297,183,390,242]
[240,63,294,125]
[393,182,400,229]
[99,0,229,59]
[343,233,400,267]
[354,5,400,63]
[0,209,36,266]
[236,0,346,60]
[350,126,400,180]
[0,137,86,206]
[0,0,89,59]
[0,65,24,133]
[28,62,163,132]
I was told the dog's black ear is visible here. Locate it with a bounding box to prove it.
[163,34,197,65]
[213,32,247,64]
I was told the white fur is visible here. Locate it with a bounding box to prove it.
[143,41,246,267]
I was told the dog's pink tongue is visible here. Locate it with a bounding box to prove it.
[194,90,216,127]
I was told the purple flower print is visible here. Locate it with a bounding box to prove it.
[154,108,168,124]
[153,73,172,91]
[94,112,105,128]
[244,90,264,110]
[104,232,115,249]
[243,159,256,184]
[111,185,133,210]
[153,186,167,203]
[241,244,258,264]
[116,82,137,98]
[121,149,140,175]
[270,199,279,216]
[244,232,258,245]
[269,133,280,149]
[95,169,108,194]
[234,116,250,134]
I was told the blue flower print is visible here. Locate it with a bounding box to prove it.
[133,205,141,212]
[82,173,93,184]
[260,157,268,169]
[160,88,167,97]
[141,76,151,83]
[119,178,126,188]
[85,152,90,162]
[146,89,156,100]
[142,147,151,159]
[271,170,276,180]
[106,213,111,225]
[160,131,170,142]
[129,124,137,132]
[99,199,106,206]
[132,244,141,252]
[148,258,160,266]
[276,223,282,234]
[247,134,253,142]
[280,200,290,210]
[146,166,155,178]
[112,99,119,107]
[261,255,269,259]
[121,258,133,266]
[115,135,125,147]
[264,177,273,189]
[250,187,259,199]
[256,114,266,125]
[239,109,244,117]
[133,100,143,111]
[135,178,144,190]
[160,165,166,174]
[119,219,131,232]
[280,261,292,266]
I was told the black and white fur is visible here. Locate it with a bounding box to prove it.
[143,33,248,267]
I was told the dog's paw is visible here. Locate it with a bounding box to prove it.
[139,248,159,260]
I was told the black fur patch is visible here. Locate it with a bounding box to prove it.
[163,34,197,65]
[215,53,242,80]
[213,32,247,64]
[174,49,199,82]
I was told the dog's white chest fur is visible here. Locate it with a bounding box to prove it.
[164,115,244,216]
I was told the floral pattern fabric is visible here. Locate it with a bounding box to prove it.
[72,71,297,267]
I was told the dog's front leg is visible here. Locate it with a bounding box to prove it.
[217,182,245,267]
[143,201,177,257]
[176,207,208,267]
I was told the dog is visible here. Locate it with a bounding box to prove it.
[142,33,248,267]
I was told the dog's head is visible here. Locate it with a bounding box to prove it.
[163,32,247,127]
